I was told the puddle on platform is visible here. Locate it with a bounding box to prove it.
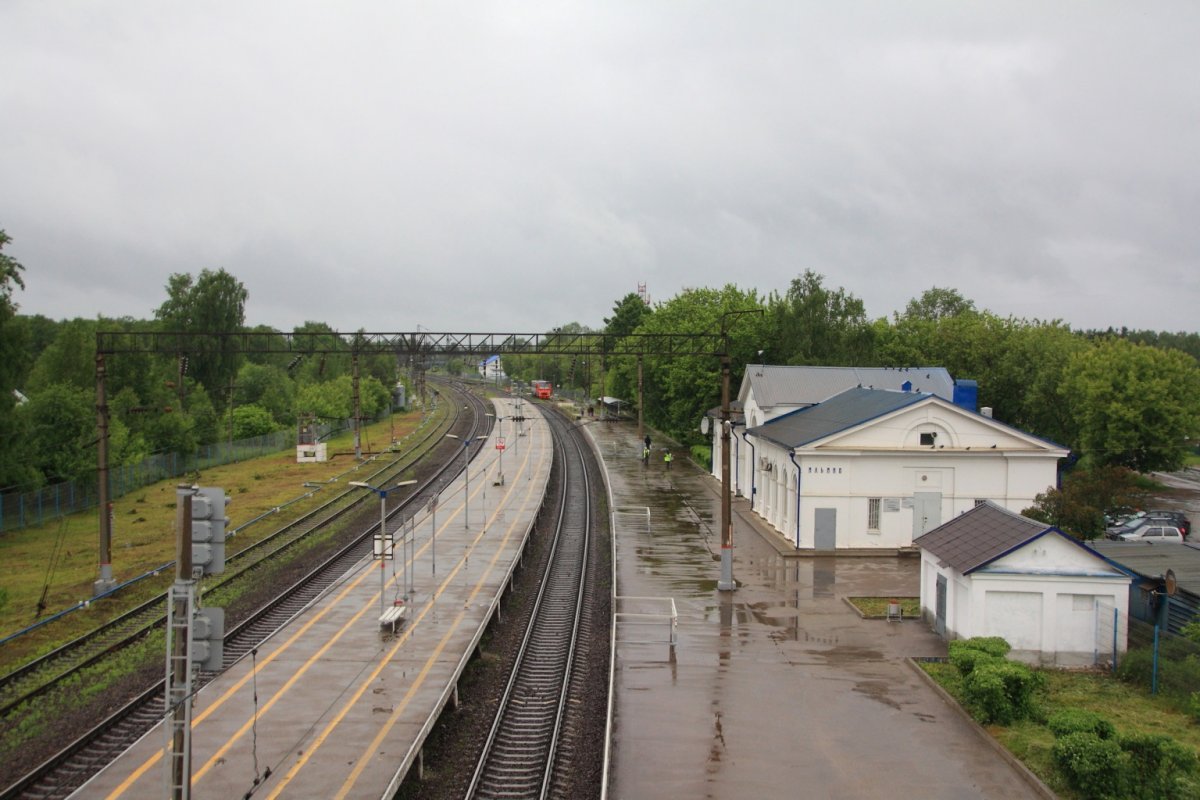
[852,679,902,710]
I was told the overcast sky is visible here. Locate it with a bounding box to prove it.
[2,3,1197,335]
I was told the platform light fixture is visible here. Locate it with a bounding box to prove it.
[350,480,417,617]
[444,434,480,531]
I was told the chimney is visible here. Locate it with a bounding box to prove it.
[981,407,993,418]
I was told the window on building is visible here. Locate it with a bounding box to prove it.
[974,498,987,508]
[919,432,936,446]
[868,498,881,531]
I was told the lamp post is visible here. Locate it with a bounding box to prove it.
[445,434,478,530]
[497,416,507,485]
[350,480,416,615]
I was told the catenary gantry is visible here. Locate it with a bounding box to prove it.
[92,329,742,597]
[95,330,726,358]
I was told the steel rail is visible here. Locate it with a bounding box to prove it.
[0,400,456,720]
[465,407,591,800]
[1,383,494,800]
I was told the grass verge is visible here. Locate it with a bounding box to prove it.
[0,407,439,669]
[846,596,920,618]
[918,660,1200,798]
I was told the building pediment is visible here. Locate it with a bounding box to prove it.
[748,387,1066,457]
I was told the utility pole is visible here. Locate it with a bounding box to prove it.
[718,354,735,591]
[636,355,644,441]
[94,353,115,596]
[717,308,762,592]
[352,353,362,460]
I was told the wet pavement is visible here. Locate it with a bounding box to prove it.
[587,421,1040,799]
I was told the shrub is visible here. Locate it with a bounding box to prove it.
[948,637,1012,677]
[1047,709,1116,740]
[962,636,1013,658]
[1119,645,1200,704]
[1119,732,1198,800]
[690,445,712,470]
[949,645,998,677]
[1118,647,1156,686]
[962,660,1043,725]
[1189,692,1200,723]
[1053,731,1130,800]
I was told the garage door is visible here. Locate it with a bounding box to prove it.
[983,591,1042,652]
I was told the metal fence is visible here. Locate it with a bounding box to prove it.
[0,421,350,534]
[1122,617,1200,703]
[1095,598,1120,670]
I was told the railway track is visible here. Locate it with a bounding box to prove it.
[465,406,598,800]
[0,393,458,720]
[0,382,495,800]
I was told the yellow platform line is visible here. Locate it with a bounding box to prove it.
[104,407,541,798]
[266,429,548,798]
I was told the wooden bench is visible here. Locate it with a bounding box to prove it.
[379,603,408,632]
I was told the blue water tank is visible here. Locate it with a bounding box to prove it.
[953,379,978,412]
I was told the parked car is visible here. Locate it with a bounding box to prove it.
[1107,511,1191,539]
[1117,524,1185,543]
[1148,511,1192,539]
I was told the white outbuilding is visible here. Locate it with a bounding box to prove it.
[915,502,1130,667]
[740,386,1067,549]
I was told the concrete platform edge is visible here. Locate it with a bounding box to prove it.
[904,658,1059,800]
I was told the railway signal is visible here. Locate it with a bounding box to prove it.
[191,607,224,672]
[168,484,230,798]
[191,487,230,576]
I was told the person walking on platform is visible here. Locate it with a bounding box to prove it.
[663,450,673,470]
[642,446,650,464]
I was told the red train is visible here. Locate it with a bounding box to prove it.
[531,380,553,399]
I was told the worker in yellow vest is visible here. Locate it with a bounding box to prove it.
[663,450,673,470]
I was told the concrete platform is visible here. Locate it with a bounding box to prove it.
[588,421,1042,799]
[76,398,550,800]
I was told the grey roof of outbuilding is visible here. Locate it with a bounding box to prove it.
[740,365,955,408]
[746,387,927,449]
[1087,541,1200,596]
[914,501,1057,574]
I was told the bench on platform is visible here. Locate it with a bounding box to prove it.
[379,603,408,632]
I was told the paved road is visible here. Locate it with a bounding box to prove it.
[588,421,1041,799]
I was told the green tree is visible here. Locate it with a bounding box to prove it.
[1060,339,1200,471]
[25,317,98,393]
[296,376,354,421]
[990,322,1088,444]
[236,363,297,427]
[903,286,976,321]
[604,293,652,339]
[154,268,248,396]
[232,404,277,439]
[0,231,37,489]
[144,405,198,455]
[289,321,350,385]
[8,313,58,389]
[876,309,1018,412]
[1022,466,1146,539]
[21,383,97,483]
[769,270,873,365]
[608,285,766,443]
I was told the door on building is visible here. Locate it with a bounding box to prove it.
[935,574,947,637]
[913,492,942,538]
[814,508,837,550]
